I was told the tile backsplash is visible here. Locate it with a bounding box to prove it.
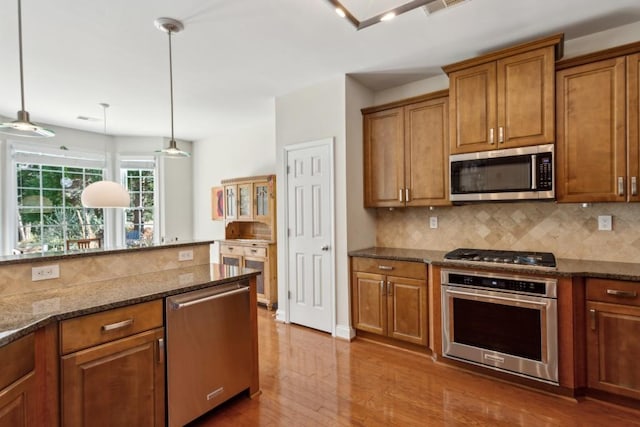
[376,202,640,262]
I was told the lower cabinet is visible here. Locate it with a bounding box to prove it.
[586,278,640,400]
[220,240,277,310]
[59,301,165,427]
[0,334,36,427]
[351,257,428,346]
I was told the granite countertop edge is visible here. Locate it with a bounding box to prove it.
[0,265,260,348]
[348,247,640,281]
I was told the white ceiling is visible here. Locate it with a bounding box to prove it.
[1,0,640,141]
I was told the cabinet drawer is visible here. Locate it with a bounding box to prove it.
[220,244,241,254]
[60,300,163,355]
[587,278,640,306]
[0,333,34,390]
[244,246,267,258]
[351,257,426,280]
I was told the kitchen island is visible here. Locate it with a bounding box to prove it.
[0,247,261,426]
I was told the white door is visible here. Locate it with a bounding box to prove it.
[286,139,334,333]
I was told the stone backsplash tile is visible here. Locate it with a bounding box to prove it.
[376,202,640,262]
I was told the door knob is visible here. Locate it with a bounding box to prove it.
[321,245,329,251]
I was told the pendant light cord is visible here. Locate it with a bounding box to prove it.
[17,0,26,112]
[168,29,175,142]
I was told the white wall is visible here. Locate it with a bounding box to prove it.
[275,76,354,336]
[192,118,276,257]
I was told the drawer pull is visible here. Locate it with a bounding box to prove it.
[387,281,393,296]
[250,249,257,253]
[378,265,393,271]
[101,319,134,332]
[606,289,637,298]
[589,309,597,331]
[227,247,234,251]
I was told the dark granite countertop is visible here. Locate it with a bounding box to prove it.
[0,263,259,347]
[349,247,640,281]
[0,240,214,266]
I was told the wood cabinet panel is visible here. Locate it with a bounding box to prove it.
[387,277,428,346]
[556,58,627,202]
[587,278,639,306]
[351,271,386,335]
[587,300,640,400]
[0,372,35,427]
[351,257,427,280]
[61,328,165,427]
[628,53,640,201]
[363,107,405,207]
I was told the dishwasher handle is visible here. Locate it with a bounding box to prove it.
[169,285,249,310]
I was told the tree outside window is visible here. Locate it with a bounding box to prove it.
[16,164,104,253]
[124,169,155,247]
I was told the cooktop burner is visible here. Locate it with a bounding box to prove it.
[444,248,556,268]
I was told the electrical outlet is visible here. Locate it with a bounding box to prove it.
[31,264,60,281]
[178,249,194,261]
[429,216,438,229]
[598,215,612,231]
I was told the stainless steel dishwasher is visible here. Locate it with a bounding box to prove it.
[165,280,252,427]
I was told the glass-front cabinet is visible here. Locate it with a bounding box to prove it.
[254,180,270,221]
[224,185,237,220]
[237,183,253,220]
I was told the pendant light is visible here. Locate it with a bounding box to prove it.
[0,0,54,138]
[80,103,131,208]
[154,18,190,158]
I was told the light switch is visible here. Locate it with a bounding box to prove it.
[597,215,612,231]
[429,216,438,229]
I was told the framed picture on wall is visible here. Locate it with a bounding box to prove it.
[211,186,224,220]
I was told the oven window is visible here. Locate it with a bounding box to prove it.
[453,298,542,361]
[451,155,531,194]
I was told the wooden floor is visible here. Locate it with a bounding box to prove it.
[191,308,640,426]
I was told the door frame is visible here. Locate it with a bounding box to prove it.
[279,137,336,335]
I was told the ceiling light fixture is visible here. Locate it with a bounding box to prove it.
[154,17,190,158]
[81,103,131,208]
[326,0,436,30]
[380,12,397,21]
[335,8,346,18]
[0,0,54,138]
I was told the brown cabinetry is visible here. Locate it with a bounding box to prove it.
[586,278,640,400]
[444,34,562,154]
[221,175,276,226]
[350,257,428,346]
[0,334,36,427]
[59,301,165,427]
[220,241,277,309]
[556,43,640,202]
[363,92,449,208]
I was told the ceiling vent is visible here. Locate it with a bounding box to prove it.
[423,0,470,15]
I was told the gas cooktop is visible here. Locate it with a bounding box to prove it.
[444,248,557,268]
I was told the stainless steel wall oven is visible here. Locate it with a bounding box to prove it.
[441,269,558,384]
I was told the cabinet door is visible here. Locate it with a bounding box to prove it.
[363,107,405,207]
[556,58,627,202]
[449,62,497,154]
[497,46,555,148]
[628,53,640,202]
[244,256,266,301]
[386,276,428,345]
[0,372,35,427]
[404,97,450,206]
[351,271,387,335]
[61,328,165,427]
[587,301,640,400]
[237,183,253,220]
[221,253,242,268]
[253,180,271,222]
[224,185,237,219]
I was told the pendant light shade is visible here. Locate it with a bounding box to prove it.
[80,103,131,208]
[154,17,190,158]
[0,0,54,138]
[81,180,131,208]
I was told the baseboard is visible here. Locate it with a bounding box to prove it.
[335,323,355,341]
[274,308,286,323]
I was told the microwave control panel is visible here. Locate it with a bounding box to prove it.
[536,153,553,190]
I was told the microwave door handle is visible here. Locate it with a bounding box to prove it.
[531,154,537,190]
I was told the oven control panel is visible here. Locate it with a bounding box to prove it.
[442,270,557,298]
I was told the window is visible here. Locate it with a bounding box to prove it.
[16,163,104,253]
[121,159,156,247]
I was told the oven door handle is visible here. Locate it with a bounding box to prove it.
[444,288,549,307]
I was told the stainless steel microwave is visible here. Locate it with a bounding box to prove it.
[449,144,554,202]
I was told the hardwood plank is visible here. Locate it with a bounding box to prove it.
[190,308,640,426]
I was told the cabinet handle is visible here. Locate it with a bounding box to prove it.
[157,338,165,364]
[387,281,393,296]
[250,249,257,253]
[101,318,133,332]
[606,289,637,298]
[618,177,625,196]
[405,188,410,203]
[228,247,234,251]
[589,309,597,331]
[498,126,504,144]
[632,176,638,196]
[380,280,386,296]
[398,189,404,203]
[489,128,495,145]
[378,265,393,271]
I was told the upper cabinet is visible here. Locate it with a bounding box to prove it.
[363,91,450,208]
[556,42,640,203]
[443,34,563,154]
